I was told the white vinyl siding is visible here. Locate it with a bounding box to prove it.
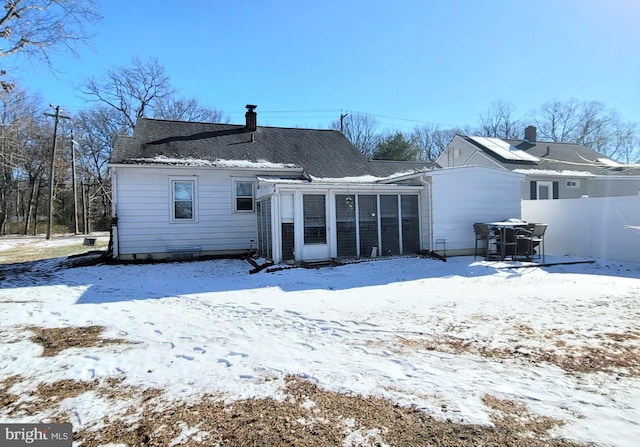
[429,167,523,254]
[114,167,259,256]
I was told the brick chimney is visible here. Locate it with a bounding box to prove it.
[245,104,257,131]
[524,125,537,142]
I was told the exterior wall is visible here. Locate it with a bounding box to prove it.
[525,176,590,200]
[589,177,640,198]
[112,166,263,259]
[429,168,524,255]
[522,195,640,263]
[524,176,640,200]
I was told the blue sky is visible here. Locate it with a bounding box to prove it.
[11,0,640,133]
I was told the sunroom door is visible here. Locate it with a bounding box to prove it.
[301,194,330,261]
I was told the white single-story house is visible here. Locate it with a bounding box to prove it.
[437,126,640,200]
[108,106,524,263]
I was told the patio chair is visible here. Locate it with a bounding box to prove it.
[473,223,490,259]
[513,227,534,260]
[500,227,520,260]
[528,223,548,262]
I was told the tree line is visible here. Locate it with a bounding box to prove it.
[331,99,639,164]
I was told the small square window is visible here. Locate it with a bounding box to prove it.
[235,181,255,212]
[566,180,579,188]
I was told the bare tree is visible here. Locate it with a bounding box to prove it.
[534,99,639,161]
[478,100,522,139]
[608,119,638,164]
[19,122,49,235]
[329,112,380,158]
[0,0,101,89]
[83,57,174,131]
[72,106,127,229]
[409,125,466,162]
[0,87,44,233]
[153,96,227,123]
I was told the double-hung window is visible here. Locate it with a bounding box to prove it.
[171,178,197,222]
[234,181,255,212]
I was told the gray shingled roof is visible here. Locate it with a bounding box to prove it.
[463,135,640,176]
[111,118,428,179]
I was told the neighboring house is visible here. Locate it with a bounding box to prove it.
[437,126,640,200]
[109,105,523,262]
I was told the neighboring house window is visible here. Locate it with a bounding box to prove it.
[171,178,197,222]
[566,180,580,188]
[530,180,559,200]
[234,181,255,212]
[303,194,326,244]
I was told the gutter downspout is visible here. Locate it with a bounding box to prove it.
[110,167,119,259]
[420,175,433,252]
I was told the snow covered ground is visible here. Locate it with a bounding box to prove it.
[0,237,639,446]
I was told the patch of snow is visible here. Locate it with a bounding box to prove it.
[0,236,639,447]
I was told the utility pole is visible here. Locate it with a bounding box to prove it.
[340,112,348,133]
[43,105,70,240]
[70,130,79,234]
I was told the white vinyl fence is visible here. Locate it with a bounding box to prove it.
[522,195,640,263]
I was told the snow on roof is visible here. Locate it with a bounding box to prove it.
[512,168,596,177]
[309,175,388,184]
[127,156,301,170]
[257,176,308,184]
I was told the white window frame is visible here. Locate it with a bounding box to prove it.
[170,177,198,223]
[537,181,553,200]
[566,179,580,188]
[233,179,255,213]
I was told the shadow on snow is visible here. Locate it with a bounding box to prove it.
[1,254,637,305]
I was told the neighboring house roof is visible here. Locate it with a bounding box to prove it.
[368,159,437,177]
[111,117,434,179]
[459,134,640,176]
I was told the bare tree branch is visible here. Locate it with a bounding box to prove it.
[329,112,380,158]
[0,0,101,62]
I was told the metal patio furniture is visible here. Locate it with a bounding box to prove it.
[473,223,490,259]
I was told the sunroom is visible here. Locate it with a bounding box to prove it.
[255,178,424,264]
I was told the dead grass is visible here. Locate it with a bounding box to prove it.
[394,329,640,377]
[1,375,589,447]
[0,238,108,264]
[0,324,599,446]
[28,325,137,357]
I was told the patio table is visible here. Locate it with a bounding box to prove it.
[485,221,529,261]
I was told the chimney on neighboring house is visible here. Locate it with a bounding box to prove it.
[245,104,257,131]
[524,125,537,142]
